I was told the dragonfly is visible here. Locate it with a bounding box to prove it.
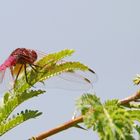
[0,48,97,90]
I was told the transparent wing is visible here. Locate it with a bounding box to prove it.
[45,69,97,91]
[35,49,48,60]
[34,50,97,91]
[0,70,5,83]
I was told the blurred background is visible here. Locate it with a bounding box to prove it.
[0,0,140,139]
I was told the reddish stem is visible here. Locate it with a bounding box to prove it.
[33,90,140,140]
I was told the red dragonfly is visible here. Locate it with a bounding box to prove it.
[0,48,97,90]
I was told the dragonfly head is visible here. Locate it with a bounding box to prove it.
[11,48,38,64]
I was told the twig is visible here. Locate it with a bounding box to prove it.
[32,115,83,140]
[119,90,140,105]
[32,90,140,140]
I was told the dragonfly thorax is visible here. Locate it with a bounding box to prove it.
[11,48,37,64]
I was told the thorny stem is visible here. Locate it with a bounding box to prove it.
[31,116,83,140]
[32,90,140,140]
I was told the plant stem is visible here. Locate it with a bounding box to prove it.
[32,90,140,140]
[33,115,83,140]
[119,90,140,105]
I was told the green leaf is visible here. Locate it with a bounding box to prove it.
[0,49,95,137]
[135,125,140,139]
[3,92,10,104]
[128,110,140,122]
[76,94,101,115]
[14,49,91,93]
[36,49,75,66]
[76,94,136,140]
[15,61,89,93]
[0,110,42,136]
[133,74,140,85]
[0,90,45,124]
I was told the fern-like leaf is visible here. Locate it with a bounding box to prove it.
[76,94,136,140]
[0,90,45,123]
[36,49,75,66]
[0,49,95,137]
[15,61,90,93]
[0,110,42,136]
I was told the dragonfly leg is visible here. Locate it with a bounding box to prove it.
[24,64,35,87]
[29,64,38,72]
[29,64,45,73]
[32,64,42,68]
[14,64,23,88]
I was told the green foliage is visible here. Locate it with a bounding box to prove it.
[0,49,93,136]
[36,49,75,66]
[0,110,42,136]
[133,74,140,85]
[0,90,45,123]
[76,94,140,140]
[135,125,140,138]
[15,49,89,93]
[3,49,140,140]
[0,90,45,135]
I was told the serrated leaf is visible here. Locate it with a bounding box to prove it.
[76,94,136,140]
[0,49,95,137]
[36,49,75,66]
[0,110,42,136]
[3,92,10,104]
[15,61,90,93]
[0,90,45,124]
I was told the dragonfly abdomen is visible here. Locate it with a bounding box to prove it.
[0,56,16,71]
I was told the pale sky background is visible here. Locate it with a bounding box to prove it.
[0,0,140,140]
